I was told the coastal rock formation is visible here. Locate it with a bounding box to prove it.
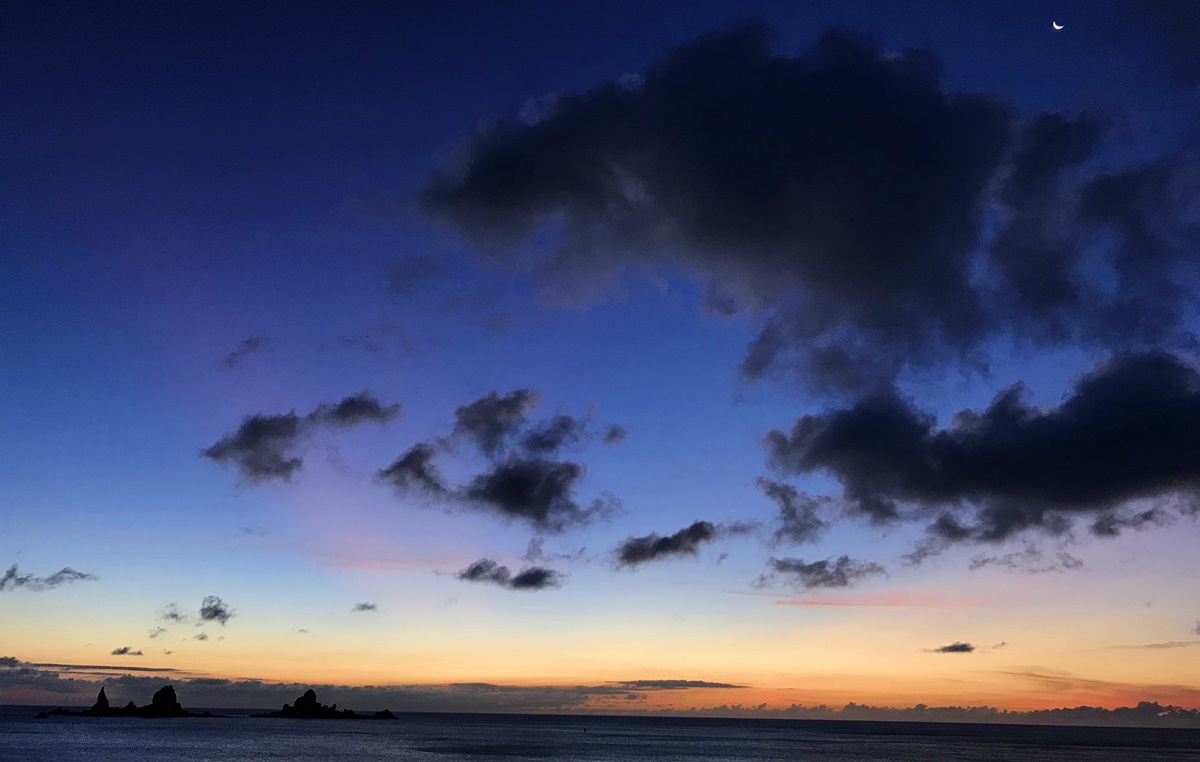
[254,688,396,720]
[35,685,218,719]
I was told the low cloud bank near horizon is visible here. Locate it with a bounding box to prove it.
[1,660,1198,727]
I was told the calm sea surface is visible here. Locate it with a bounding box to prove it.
[2,707,1198,761]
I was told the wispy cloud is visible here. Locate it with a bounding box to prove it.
[0,564,97,592]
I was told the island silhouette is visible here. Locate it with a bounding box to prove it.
[36,685,219,718]
[254,688,397,720]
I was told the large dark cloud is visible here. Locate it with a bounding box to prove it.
[755,479,827,545]
[756,555,886,590]
[199,596,234,626]
[423,22,1199,394]
[615,521,728,568]
[464,458,616,532]
[456,558,562,591]
[0,565,96,592]
[204,392,400,482]
[767,352,1200,546]
[454,389,542,457]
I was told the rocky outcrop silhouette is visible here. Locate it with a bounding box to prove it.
[254,688,396,720]
[35,685,218,719]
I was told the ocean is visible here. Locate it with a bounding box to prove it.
[2,707,1198,761]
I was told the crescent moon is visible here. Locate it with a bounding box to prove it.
[1052,21,1063,30]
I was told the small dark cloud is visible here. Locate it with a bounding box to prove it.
[378,442,451,495]
[309,391,402,428]
[159,603,188,623]
[615,521,719,568]
[969,545,1084,574]
[456,558,562,591]
[464,458,617,532]
[768,353,1200,543]
[388,254,449,298]
[0,657,21,668]
[162,650,174,655]
[194,633,209,641]
[756,555,886,590]
[202,412,305,482]
[756,478,828,545]
[454,389,542,456]
[929,642,975,654]
[296,629,308,635]
[521,414,588,454]
[199,596,234,626]
[1194,621,1200,637]
[992,641,1009,650]
[110,647,143,656]
[222,335,270,368]
[0,564,96,592]
[352,602,378,613]
[204,392,402,483]
[148,627,167,639]
[509,567,562,591]
[602,425,627,445]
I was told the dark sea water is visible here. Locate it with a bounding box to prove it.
[2,707,1199,762]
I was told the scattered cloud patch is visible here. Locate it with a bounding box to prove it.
[615,521,720,568]
[309,391,401,428]
[352,602,378,613]
[456,558,562,591]
[756,556,886,590]
[929,642,976,654]
[969,545,1084,574]
[148,627,167,639]
[110,647,143,656]
[159,604,188,623]
[756,479,828,545]
[193,633,209,642]
[204,392,400,482]
[0,564,96,592]
[199,596,234,626]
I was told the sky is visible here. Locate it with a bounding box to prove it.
[3,0,1200,719]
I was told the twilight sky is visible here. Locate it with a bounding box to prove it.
[3,0,1200,715]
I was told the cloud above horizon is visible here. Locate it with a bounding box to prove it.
[766,352,1200,551]
[203,392,400,482]
[455,558,563,591]
[756,555,886,590]
[0,565,96,593]
[379,390,621,533]
[929,642,976,654]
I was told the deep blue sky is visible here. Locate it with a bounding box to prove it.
[3,0,1200,713]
